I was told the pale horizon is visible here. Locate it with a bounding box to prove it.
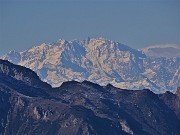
[0,0,179,56]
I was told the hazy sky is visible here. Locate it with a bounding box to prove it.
[0,0,179,56]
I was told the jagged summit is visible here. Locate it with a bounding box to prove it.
[1,37,179,93]
[57,38,68,45]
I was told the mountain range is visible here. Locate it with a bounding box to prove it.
[1,37,180,93]
[0,59,180,135]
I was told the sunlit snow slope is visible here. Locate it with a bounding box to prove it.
[2,37,180,93]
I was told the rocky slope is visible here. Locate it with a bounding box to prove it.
[0,60,180,135]
[1,37,180,93]
[0,60,51,89]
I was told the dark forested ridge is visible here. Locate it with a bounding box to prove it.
[0,59,179,135]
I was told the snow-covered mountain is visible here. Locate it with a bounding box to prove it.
[1,37,180,93]
[141,44,180,58]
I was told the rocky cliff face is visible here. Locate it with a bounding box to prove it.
[0,60,51,89]
[159,87,180,119]
[0,60,179,135]
[1,38,180,93]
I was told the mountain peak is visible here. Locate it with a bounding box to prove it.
[88,37,111,44]
[57,38,68,45]
[1,38,179,93]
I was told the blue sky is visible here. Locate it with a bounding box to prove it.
[0,0,179,56]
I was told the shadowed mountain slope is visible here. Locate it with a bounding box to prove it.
[0,60,179,135]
